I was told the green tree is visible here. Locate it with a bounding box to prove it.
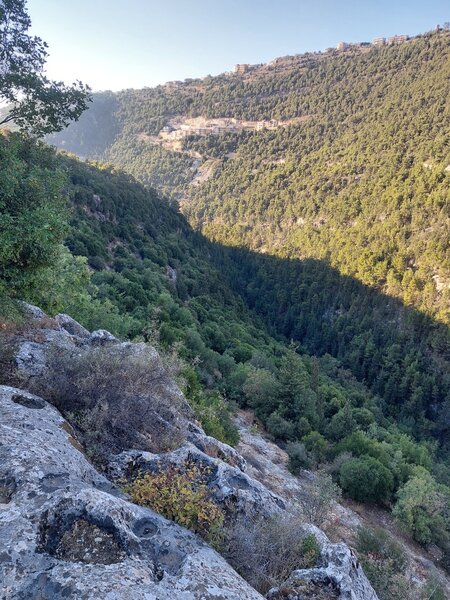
[302,431,328,465]
[339,456,394,504]
[243,367,280,417]
[393,470,450,546]
[278,350,317,426]
[327,403,358,441]
[266,412,295,441]
[286,441,311,473]
[0,134,68,304]
[0,0,90,135]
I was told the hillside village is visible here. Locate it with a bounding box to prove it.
[153,114,311,145]
[155,24,450,146]
[232,22,450,76]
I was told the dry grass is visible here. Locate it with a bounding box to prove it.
[30,345,188,464]
[222,512,320,594]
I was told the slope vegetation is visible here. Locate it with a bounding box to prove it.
[49,29,450,447]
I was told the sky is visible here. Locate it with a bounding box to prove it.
[27,0,450,92]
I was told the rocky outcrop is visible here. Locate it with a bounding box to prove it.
[13,305,195,455]
[109,445,378,599]
[267,526,378,600]
[108,443,286,519]
[0,305,379,599]
[0,385,263,600]
[235,416,380,599]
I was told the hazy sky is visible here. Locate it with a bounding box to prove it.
[27,0,450,91]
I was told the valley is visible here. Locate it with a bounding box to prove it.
[1,3,450,597]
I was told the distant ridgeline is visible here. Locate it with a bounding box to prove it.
[48,28,450,453]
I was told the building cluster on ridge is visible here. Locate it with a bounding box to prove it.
[160,117,284,140]
[336,22,449,51]
[233,22,450,75]
[337,34,408,51]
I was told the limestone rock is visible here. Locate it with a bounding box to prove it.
[108,443,286,519]
[0,385,263,600]
[267,525,378,600]
[2,306,379,599]
[89,329,119,345]
[55,313,90,338]
[11,306,194,455]
[20,302,47,319]
[236,414,379,599]
[187,425,247,470]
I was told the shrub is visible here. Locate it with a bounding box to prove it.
[182,366,240,446]
[421,576,447,600]
[352,407,375,428]
[301,533,321,567]
[360,561,413,600]
[339,456,394,504]
[393,471,450,547]
[126,462,224,544]
[295,416,313,438]
[355,526,413,600]
[297,472,342,527]
[286,441,311,473]
[0,293,24,325]
[302,431,327,465]
[327,403,358,441]
[266,412,295,441]
[192,394,240,446]
[356,526,407,572]
[32,344,187,463]
[223,513,320,594]
[243,367,279,414]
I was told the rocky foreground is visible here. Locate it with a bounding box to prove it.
[0,306,378,599]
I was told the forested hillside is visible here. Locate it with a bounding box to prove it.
[50,29,450,449]
[2,4,449,596]
[5,131,450,578]
[33,27,450,577]
[50,30,450,323]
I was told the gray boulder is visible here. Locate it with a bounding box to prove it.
[188,426,247,470]
[0,385,263,600]
[55,313,90,339]
[89,329,119,345]
[20,302,47,319]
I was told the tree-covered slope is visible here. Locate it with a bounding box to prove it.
[3,2,449,589]
[2,132,450,574]
[50,31,450,322]
[49,29,450,447]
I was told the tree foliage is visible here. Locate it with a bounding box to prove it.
[393,470,450,546]
[49,30,450,451]
[0,132,68,301]
[1,18,449,568]
[0,0,90,135]
[339,456,394,504]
